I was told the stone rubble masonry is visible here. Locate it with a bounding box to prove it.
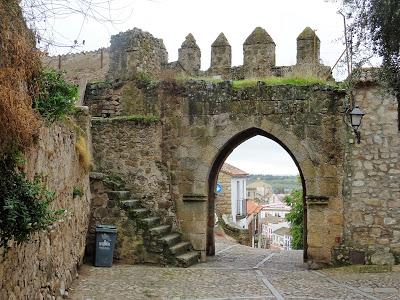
[90,118,176,228]
[42,26,331,84]
[178,33,202,76]
[216,171,232,216]
[243,27,276,78]
[0,109,92,299]
[42,48,110,84]
[107,28,168,83]
[38,25,399,267]
[209,33,232,77]
[297,27,320,65]
[342,82,400,264]
[85,174,144,265]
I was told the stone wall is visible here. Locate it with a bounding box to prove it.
[42,49,109,84]
[90,117,176,226]
[341,82,400,264]
[85,174,144,265]
[107,28,168,83]
[0,110,91,299]
[216,171,232,216]
[155,80,346,261]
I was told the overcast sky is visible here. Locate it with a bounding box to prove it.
[41,0,342,175]
[43,0,345,77]
[225,136,299,175]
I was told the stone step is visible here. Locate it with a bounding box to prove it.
[158,233,181,247]
[175,251,200,268]
[107,191,130,200]
[169,241,191,255]
[140,216,161,228]
[128,208,150,219]
[149,225,171,236]
[120,200,141,209]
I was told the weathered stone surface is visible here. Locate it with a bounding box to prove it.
[297,27,320,65]
[370,252,395,265]
[0,116,91,299]
[107,28,168,82]
[42,48,109,84]
[342,83,400,264]
[243,27,276,78]
[91,118,175,227]
[209,33,231,77]
[178,34,201,76]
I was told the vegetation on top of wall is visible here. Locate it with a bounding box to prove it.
[92,114,160,124]
[232,76,340,90]
[33,69,78,123]
[135,71,157,88]
[0,152,64,250]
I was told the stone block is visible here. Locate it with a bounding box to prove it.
[188,233,206,251]
[370,251,395,265]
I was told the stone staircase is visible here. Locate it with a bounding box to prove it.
[108,190,200,267]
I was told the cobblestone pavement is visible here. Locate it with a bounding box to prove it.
[69,235,400,300]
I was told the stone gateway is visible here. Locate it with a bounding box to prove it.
[45,27,399,266]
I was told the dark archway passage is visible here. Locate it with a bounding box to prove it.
[207,127,307,259]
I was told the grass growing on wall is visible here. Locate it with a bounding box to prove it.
[92,114,160,124]
[232,76,340,89]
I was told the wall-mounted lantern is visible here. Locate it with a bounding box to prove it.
[349,106,365,144]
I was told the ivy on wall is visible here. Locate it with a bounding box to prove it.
[0,152,64,250]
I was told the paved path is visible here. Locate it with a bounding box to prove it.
[69,236,400,300]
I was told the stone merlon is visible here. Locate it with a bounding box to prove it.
[211,33,230,47]
[297,26,320,41]
[178,33,201,75]
[181,33,200,49]
[244,26,275,45]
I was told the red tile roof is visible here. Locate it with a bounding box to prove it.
[220,163,249,177]
[247,200,262,215]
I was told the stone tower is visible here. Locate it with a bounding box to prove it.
[296,27,320,65]
[209,33,231,76]
[178,33,201,75]
[243,27,276,78]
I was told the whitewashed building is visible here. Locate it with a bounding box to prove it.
[260,201,291,219]
[271,227,292,250]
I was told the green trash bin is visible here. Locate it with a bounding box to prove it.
[95,225,117,267]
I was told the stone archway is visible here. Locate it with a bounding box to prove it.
[206,127,308,258]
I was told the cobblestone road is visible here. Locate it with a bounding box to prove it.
[69,235,400,300]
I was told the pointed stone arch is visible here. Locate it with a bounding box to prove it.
[206,126,311,258]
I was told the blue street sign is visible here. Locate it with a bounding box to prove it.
[216,183,222,193]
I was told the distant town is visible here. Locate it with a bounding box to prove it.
[216,163,301,251]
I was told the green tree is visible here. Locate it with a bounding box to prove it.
[284,189,303,250]
[342,0,400,126]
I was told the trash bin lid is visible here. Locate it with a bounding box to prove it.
[96,225,117,233]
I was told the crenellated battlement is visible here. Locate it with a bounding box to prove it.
[42,47,110,84]
[42,26,332,84]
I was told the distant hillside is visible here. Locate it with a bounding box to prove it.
[248,174,301,194]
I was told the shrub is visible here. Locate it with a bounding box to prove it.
[33,69,78,122]
[0,2,41,154]
[0,152,64,249]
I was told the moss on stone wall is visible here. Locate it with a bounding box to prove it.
[92,115,160,125]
